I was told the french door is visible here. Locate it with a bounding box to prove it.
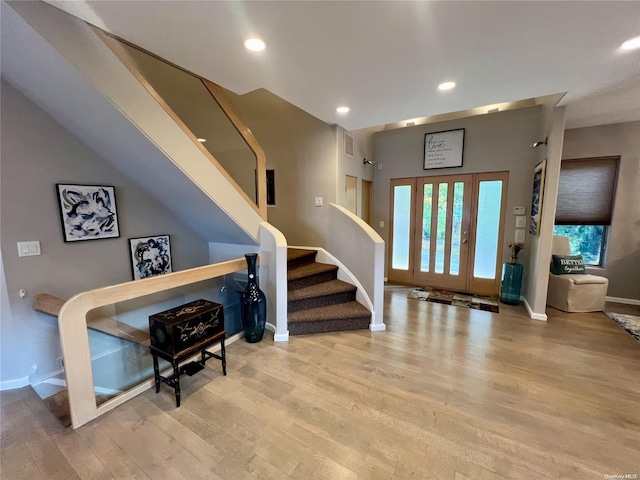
[388,172,508,295]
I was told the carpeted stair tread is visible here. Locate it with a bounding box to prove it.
[288,301,370,323]
[288,279,356,302]
[288,262,338,282]
[288,301,370,335]
[288,279,357,312]
[287,248,317,269]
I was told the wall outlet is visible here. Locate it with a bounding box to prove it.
[314,196,323,207]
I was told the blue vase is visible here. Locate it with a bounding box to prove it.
[241,253,266,343]
[500,262,523,305]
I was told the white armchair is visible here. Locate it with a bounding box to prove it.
[547,235,608,312]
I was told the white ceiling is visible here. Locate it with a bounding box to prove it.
[38,0,640,131]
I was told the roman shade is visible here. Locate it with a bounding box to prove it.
[555,157,619,225]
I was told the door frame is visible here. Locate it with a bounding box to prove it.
[388,171,509,295]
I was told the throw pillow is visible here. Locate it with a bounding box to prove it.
[551,254,586,275]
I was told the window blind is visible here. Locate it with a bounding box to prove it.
[555,157,619,225]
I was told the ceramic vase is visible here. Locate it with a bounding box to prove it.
[240,253,266,343]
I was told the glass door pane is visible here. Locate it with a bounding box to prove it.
[473,180,503,279]
[420,184,433,272]
[449,182,464,275]
[435,183,448,274]
[391,185,412,270]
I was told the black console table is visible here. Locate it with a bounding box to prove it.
[150,330,226,407]
[148,299,227,407]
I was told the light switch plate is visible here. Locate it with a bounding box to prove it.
[314,196,323,207]
[17,241,41,257]
[379,221,385,228]
[515,230,525,243]
[515,215,526,228]
[513,206,526,215]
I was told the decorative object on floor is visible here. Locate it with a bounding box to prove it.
[605,312,640,342]
[408,287,499,313]
[501,242,524,305]
[529,159,546,235]
[129,234,172,280]
[56,184,120,241]
[241,253,266,342]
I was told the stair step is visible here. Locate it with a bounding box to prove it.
[288,279,357,312]
[288,301,370,336]
[287,248,317,270]
[288,262,338,291]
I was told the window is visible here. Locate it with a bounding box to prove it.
[554,157,619,267]
[553,225,605,265]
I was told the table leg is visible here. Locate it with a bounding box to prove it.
[173,360,181,407]
[221,339,227,376]
[152,354,160,393]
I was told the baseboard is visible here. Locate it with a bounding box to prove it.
[369,323,386,332]
[606,296,640,306]
[523,297,547,321]
[0,376,30,391]
[274,331,289,342]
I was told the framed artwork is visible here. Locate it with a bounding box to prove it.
[423,128,465,170]
[129,235,172,280]
[529,160,547,235]
[56,184,120,242]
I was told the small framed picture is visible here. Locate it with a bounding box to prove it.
[129,235,172,280]
[56,184,120,242]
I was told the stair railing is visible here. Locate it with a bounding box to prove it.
[327,204,386,331]
[59,258,247,429]
[94,28,267,220]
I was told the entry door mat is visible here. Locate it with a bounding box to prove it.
[605,312,640,343]
[408,287,499,313]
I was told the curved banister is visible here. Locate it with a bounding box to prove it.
[59,258,247,428]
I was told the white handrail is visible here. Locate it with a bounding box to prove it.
[59,258,246,428]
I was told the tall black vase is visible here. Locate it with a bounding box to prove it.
[241,253,266,343]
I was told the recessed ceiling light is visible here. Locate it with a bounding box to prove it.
[620,35,640,51]
[197,138,207,143]
[244,37,266,52]
[438,81,456,91]
[336,106,350,114]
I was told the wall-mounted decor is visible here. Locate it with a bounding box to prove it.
[529,160,547,235]
[129,235,172,280]
[56,184,120,242]
[423,128,465,170]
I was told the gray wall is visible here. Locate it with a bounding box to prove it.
[372,106,543,286]
[562,121,640,301]
[227,89,337,247]
[0,79,210,386]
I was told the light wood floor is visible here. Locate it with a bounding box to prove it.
[2,289,639,479]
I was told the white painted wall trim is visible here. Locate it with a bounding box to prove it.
[0,376,29,391]
[606,296,640,306]
[523,297,548,321]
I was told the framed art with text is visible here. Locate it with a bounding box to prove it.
[423,128,465,170]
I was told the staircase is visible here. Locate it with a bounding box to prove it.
[287,248,370,335]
